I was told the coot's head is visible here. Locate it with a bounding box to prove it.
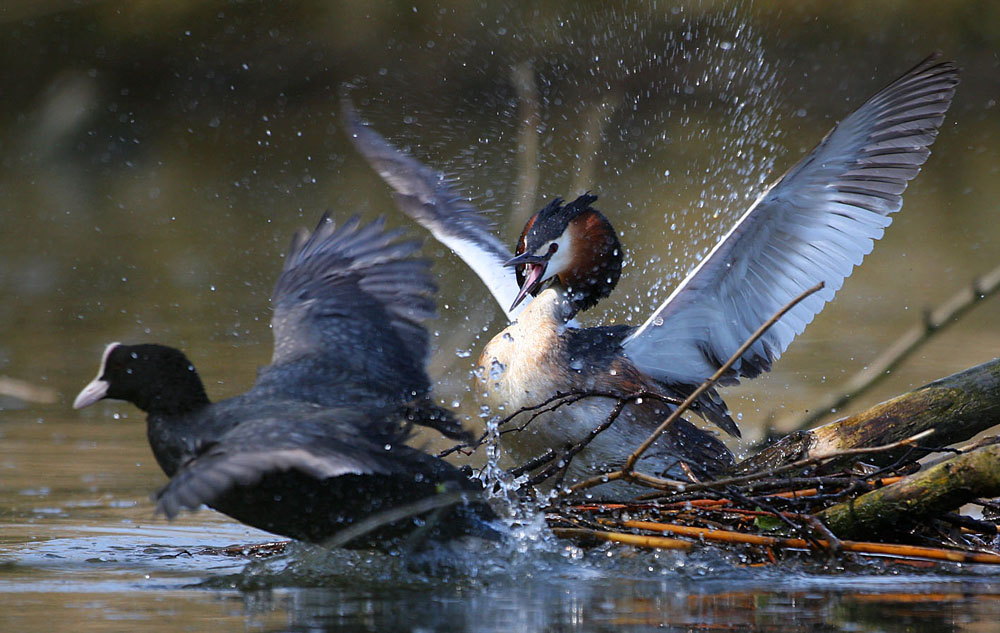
[74,343,209,415]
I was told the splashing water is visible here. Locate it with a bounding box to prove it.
[349,3,786,492]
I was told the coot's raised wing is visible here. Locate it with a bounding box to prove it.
[343,100,524,321]
[624,54,959,386]
[257,214,437,405]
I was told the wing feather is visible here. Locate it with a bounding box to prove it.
[263,213,436,399]
[342,100,524,320]
[154,415,398,519]
[624,54,959,386]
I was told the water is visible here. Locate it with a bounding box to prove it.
[3,1,1000,630]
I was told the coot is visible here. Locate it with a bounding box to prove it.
[74,214,496,548]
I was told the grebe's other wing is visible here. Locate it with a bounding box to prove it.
[343,100,524,321]
[624,54,959,387]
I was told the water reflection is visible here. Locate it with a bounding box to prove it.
[6,513,1000,633]
[248,580,1000,632]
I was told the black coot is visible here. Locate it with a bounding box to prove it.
[74,214,496,548]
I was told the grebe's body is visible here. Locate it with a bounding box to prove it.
[478,286,735,483]
[348,54,959,490]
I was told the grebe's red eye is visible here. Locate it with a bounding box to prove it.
[548,242,559,254]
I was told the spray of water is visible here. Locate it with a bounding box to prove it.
[349,3,788,506]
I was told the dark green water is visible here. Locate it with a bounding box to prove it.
[2,1,1000,630]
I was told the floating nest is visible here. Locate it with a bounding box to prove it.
[492,352,1000,568]
[546,464,1000,567]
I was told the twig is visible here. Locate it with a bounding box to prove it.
[508,449,557,477]
[802,514,844,558]
[526,390,684,488]
[528,397,633,488]
[437,388,628,458]
[646,429,935,497]
[551,527,692,551]
[780,263,1000,433]
[501,392,599,434]
[602,519,1000,564]
[438,391,591,458]
[940,512,999,535]
[491,389,682,478]
[500,389,682,433]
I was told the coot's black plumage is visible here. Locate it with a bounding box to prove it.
[73,214,495,548]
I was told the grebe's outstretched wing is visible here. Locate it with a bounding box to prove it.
[343,101,524,321]
[624,54,959,387]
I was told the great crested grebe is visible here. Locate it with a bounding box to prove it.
[345,54,959,488]
[74,214,497,547]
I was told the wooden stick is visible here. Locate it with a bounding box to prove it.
[765,476,903,499]
[623,429,933,497]
[551,527,693,551]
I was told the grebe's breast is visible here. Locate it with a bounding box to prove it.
[475,288,678,484]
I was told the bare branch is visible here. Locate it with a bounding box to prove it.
[779,263,1000,433]
[658,429,936,496]
[510,61,540,228]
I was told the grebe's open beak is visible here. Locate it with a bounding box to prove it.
[504,252,549,311]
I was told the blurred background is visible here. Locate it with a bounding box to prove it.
[1,2,999,630]
[1,0,998,450]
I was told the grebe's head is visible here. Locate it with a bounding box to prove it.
[505,194,622,313]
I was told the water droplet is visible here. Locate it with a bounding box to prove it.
[489,359,506,380]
